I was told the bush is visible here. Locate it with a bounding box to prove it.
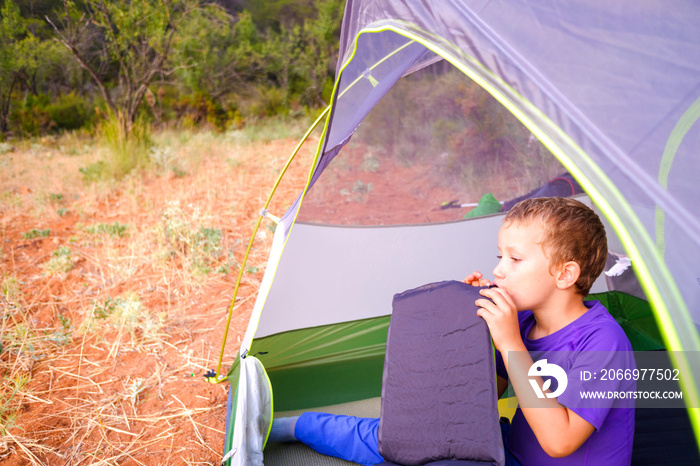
[253,86,287,118]
[173,93,228,131]
[47,92,93,131]
[97,111,152,179]
[11,94,51,137]
[9,93,94,136]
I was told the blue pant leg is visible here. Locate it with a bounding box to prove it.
[295,412,383,466]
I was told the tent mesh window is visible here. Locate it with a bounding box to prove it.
[298,62,566,226]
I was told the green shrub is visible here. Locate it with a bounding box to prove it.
[97,111,152,179]
[42,246,74,274]
[253,86,287,118]
[79,161,106,183]
[104,293,164,349]
[22,228,51,239]
[11,94,51,137]
[0,142,13,154]
[158,202,223,275]
[174,92,228,131]
[0,374,31,436]
[84,222,129,238]
[47,92,93,131]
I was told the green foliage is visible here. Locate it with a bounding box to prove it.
[172,7,240,96]
[157,201,223,275]
[1,0,57,134]
[47,92,93,131]
[0,373,30,435]
[243,0,317,31]
[1,0,25,37]
[4,0,344,138]
[79,161,106,183]
[45,313,72,345]
[1,273,21,310]
[92,297,119,320]
[11,94,51,137]
[84,222,129,238]
[0,141,13,154]
[89,293,165,350]
[98,110,152,179]
[174,93,228,130]
[89,0,176,63]
[21,228,51,239]
[11,88,92,135]
[250,86,287,118]
[42,245,73,274]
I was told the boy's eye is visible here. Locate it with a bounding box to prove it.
[511,257,521,262]
[496,255,503,260]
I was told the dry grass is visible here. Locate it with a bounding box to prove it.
[0,126,318,464]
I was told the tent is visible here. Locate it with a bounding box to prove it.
[218,1,700,464]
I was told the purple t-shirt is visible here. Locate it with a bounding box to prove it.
[496,301,635,466]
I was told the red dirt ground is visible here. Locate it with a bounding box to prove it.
[0,137,314,465]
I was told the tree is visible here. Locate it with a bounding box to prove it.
[0,0,26,134]
[173,8,251,100]
[292,0,342,107]
[249,0,342,109]
[47,0,225,135]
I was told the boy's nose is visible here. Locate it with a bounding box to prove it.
[493,261,504,278]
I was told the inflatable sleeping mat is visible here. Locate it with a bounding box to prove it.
[377,280,504,466]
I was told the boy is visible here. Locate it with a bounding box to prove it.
[269,197,635,465]
[465,197,635,465]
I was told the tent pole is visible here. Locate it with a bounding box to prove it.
[208,106,330,382]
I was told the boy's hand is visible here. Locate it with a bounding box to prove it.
[463,271,491,287]
[475,287,524,354]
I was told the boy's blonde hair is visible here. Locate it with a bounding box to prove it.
[504,197,607,296]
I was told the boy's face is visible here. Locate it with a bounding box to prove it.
[492,220,558,312]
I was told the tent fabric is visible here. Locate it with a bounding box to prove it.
[589,291,664,352]
[501,173,583,211]
[253,316,389,411]
[323,0,700,357]
[224,1,700,463]
[224,356,272,466]
[378,281,503,466]
[255,198,607,340]
[631,404,700,465]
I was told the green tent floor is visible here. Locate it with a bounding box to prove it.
[263,397,381,465]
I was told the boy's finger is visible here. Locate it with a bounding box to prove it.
[478,289,511,315]
[488,287,516,310]
[476,306,492,322]
[480,287,510,307]
[475,298,497,314]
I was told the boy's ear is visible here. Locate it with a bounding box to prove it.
[555,261,581,290]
